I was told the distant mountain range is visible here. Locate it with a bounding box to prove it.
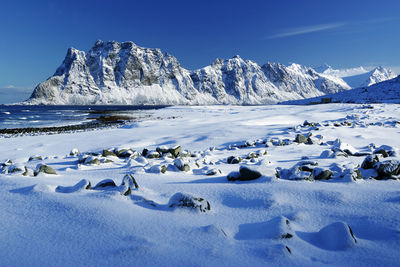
[24,40,397,105]
[282,75,400,105]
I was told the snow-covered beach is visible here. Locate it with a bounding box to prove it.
[1,103,400,266]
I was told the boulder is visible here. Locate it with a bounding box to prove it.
[102,149,117,157]
[373,145,396,158]
[361,155,379,169]
[116,149,135,158]
[174,158,190,172]
[227,167,262,181]
[146,151,161,159]
[34,164,57,176]
[169,146,181,158]
[246,152,258,159]
[29,155,43,161]
[238,166,262,181]
[84,156,101,165]
[227,156,242,164]
[276,163,314,181]
[205,168,221,176]
[376,160,400,179]
[161,165,167,174]
[156,146,170,154]
[313,168,333,180]
[142,148,149,157]
[295,134,307,144]
[168,192,210,212]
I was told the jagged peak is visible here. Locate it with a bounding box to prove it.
[314,63,332,73]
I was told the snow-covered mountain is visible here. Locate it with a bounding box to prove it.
[26,40,355,105]
[315,64,396,88]
[282,75,400,105]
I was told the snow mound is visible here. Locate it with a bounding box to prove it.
[298,222,357,251]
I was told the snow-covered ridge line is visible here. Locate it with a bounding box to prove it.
[281,75,400,105]
[24,40,395,105]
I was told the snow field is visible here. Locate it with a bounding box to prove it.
[1,104,400,266]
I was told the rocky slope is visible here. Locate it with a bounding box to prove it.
[25,40,391,105]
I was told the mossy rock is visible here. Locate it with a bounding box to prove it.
[161,165,167,174]
[102,149,117,157]
[29,156,43,161]
[295,134,307,144]
[169,146,181,158]
[227,156,242,164]
[34,164,57,176]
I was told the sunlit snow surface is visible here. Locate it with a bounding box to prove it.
[1,104,400,266]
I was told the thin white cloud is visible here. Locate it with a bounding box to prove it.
[266,23,345,39]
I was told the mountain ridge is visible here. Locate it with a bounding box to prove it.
[25,40,395,105]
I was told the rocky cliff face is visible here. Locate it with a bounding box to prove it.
[26,40,382,105]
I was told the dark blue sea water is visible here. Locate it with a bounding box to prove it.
[0,105,168,129]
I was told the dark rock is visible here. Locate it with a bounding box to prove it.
[227,171,241,181]
[281,233,293,239]
[122,187,131,196]
[156,146,170,154]
[22,166,28,176]
[228,167,262,181]
[29,156,43,161]
[169,146,181,158]
[245,152,258,159]
[85,157,100,165]
[373,148,389,158]
[295,134,307,144]
[361,155,379,169]
[376,160,400,179]
[313,168,333,180]
[94,179,117,189]
[206,169,221,176]
[303,120,316,127]
[238,166,262,181]
[34,164,57,176]
[147,151,161,159]
[161,165,167,174]
[227,156,242,164]
[168,192,211,212]
[353,169,363,180]
[116,149,134,158]
[102,149,117,157]
[174,158,190,172]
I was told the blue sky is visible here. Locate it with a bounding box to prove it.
[0,0,399,103]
